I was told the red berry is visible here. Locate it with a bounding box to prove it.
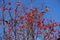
[8,2,11,5]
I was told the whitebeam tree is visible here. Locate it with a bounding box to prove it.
[0,0,60,40]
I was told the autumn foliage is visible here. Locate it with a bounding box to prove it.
[0,0,60,40]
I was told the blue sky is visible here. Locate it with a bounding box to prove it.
[0,0,60,40]
[45,0,60,22]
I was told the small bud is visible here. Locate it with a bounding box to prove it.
[46,7,49,11]
[8,2,11,5]
[16,2,20,6]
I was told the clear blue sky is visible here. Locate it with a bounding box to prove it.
[44,0,60,22]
